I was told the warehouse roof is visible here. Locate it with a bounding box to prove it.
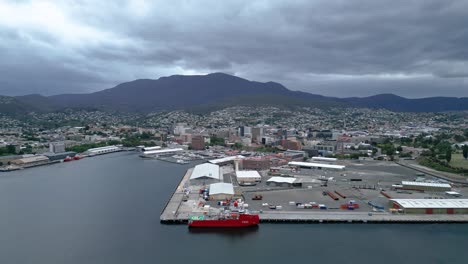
[143,148,184,155]
[14,155,49,163]
[236,170,261,179]
[391,199,468,209]
[208,155,245,164]
[401,181,451,188]
[209,183,234,195]
[267,176,296,184]
[311,157,337,162]
[88,146,119,152]
[288,161,345,170]
[190,163,221,180]
[142,146,161,151]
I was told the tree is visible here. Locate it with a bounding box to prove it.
[446,149,452,163]
[396,146,403,152]
[454,134,466,143]
[463,145,468,160]
[6,145,16,154]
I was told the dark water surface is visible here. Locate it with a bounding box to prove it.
[1,152,467,264]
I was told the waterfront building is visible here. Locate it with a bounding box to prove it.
[390,199,468,214]
[11,155,49,167]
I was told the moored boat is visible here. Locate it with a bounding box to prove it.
[188,212,259,228]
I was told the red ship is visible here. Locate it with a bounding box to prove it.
[188,212,259,228]
[63,157,73,162]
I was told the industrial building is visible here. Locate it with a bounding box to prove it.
[390,199,468,214]
[208,155,245,166]
[209,183,234,200]
[142,146,161,152]
[11,155,49,167]
[311,157,337,162]
[236,171,262,185]
[242,157,270,170]
[141,148,183,157]
[266,176,296,187]
[44,151,76,161]
[190,163,221,184]
[86,146,121,156]
[283,150,306,161]
[288,161,345,170]
[400,181,451,192]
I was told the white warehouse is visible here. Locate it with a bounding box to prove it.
[236,171,261,185]
[190,163,222,184]
[86,146,121,156]
[209,183,235,200]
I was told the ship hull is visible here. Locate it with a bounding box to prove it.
[188,214,259,228]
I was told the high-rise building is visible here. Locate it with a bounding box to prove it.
[251,127,264,143]
[239,126,251,137]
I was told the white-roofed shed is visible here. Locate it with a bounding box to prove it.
[209,183,234,200]
[190,163,221,181]
[236,170,261,184]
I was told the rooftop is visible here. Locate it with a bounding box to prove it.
[391,199,468,209]
[236,170,261,179]
[402,181,451,188]
[143,148,184,155]
[267,176,296,184]
[288,161,345,170]
[190,163,221,180]
[208,155,245,164]
[209,182,234,195]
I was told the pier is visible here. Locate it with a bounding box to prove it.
[160,168,193,223]
[160,168,468,224]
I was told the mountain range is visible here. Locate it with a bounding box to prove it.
[1,73,468,115]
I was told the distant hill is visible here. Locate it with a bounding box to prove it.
[0,95,37,116]
[341,94,468,112]
[5,73,468,114]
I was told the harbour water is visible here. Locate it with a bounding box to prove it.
[1,152,467,264]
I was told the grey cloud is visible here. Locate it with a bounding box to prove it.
[0,0,467,97]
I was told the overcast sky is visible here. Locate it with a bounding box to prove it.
[0,0,467,98]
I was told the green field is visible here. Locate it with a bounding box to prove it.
[450,154,468,169]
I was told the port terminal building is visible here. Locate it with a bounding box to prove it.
[390,199,468,214]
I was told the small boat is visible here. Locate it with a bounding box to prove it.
[73,155,82,160]
[63,157,73,162]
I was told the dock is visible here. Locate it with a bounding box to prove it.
[160,168,193,223]
[161,167,468,225]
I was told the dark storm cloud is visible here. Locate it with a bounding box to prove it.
[0,0,467,97]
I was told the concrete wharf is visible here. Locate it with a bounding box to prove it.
[161,168,468,225]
